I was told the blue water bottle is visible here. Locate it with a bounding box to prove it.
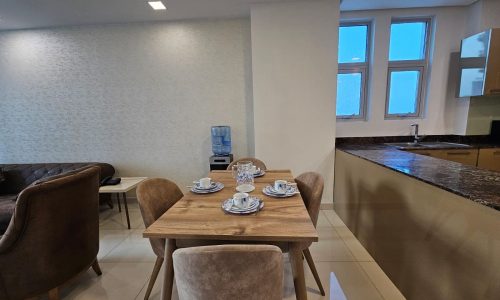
[211,126,231,156]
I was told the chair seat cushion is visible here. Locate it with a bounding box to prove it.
[0,195,17,234]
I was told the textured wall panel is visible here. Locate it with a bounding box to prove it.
[0,19,253,189]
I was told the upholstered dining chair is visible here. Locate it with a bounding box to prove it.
[173,244,283,300]
[137,178,218,299]
[294,171,325,295]
[226,157,267,170]
[136,178,183,300]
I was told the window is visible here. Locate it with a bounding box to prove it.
[385,18,431,118]
[337,22,371,119]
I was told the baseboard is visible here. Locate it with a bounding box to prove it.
[320,203,334,210]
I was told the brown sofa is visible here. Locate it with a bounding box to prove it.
[0,163,115,235]
[0,166,102,299]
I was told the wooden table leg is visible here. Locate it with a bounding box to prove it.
[161,239,176,300]
[122,192,131,229]
[290,242,308,300]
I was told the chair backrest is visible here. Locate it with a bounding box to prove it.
[173,244,283,300]
[0,166,100,300]
[226,157,267,170]
[136,178,183,257]
[295,172,324,227]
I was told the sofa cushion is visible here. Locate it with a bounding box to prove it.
[0,163,115,195]
[31,167,87,186]
[0,195,17,235]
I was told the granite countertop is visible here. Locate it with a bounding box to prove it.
[337,144,500,211]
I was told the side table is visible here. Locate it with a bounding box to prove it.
[99,177,147,229]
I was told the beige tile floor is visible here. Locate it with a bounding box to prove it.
[56,201,405,300]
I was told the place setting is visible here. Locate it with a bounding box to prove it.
[263,180,300,198]
[222,192,264,215]
[251,165,265,177]
[189,177,224,194]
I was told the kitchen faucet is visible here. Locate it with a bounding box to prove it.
[410,123,420,143]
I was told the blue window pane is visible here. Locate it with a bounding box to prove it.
[389,22,427,61]
[338,25,368,63]
[337,73,362,116]
[388,71,420,115]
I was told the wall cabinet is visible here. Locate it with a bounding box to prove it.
[477,148,500,172]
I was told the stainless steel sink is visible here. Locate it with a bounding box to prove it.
[385,142,472,150]
[417,142,472,149]
[385,142,426,149]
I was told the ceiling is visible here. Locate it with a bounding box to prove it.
[0,0,477,31]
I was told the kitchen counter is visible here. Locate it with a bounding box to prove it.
[334,144,500,299]
[337,144,500,211]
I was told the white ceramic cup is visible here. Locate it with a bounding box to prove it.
[274,180,288,193]
[199,177,212,189]
[250,165,257,174]
[233,192,249,208]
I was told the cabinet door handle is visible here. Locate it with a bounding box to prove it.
[447,152,471,155]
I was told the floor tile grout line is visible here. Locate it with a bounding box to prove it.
[325,216,400,300]
[321,222,362,263]
[98,228,131,260]
[320,210,337,227]
[134,279,149,300]
[357,261,399,300]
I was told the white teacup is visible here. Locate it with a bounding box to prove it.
[250,165,258,174]
[233,192,249,208]
[274,180,288,194]
[199,177,212,189]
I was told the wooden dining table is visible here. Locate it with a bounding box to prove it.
[143,169,319,300]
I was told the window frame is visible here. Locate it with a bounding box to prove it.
[337,21,372,120]
[385,17,432,119]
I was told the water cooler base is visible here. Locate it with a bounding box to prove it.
[209,154,234,171]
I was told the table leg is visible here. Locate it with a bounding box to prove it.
[161,239,176,300]
[117,193,122,212]
[290,242,308,300]
[106,195,114,209]
[122,192,131,229]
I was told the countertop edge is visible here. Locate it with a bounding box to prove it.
[336,146,500,212]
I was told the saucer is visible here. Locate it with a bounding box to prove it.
[262,185,298,198]
[236,184,255,193]
[193,182,217,190]
[222,197,264,215]
[190,182,224,194]
[253,170,266,177]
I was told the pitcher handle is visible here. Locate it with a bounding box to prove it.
[231,165,238,178]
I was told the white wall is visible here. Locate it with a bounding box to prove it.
[0,19,254,190]
[336,6,468,137]
[251,0,338,203]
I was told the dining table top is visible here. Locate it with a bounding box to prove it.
[143,169,318,243]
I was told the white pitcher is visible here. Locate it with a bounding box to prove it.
[231,161,254,192]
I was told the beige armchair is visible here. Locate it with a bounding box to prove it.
[173,245,283,300]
